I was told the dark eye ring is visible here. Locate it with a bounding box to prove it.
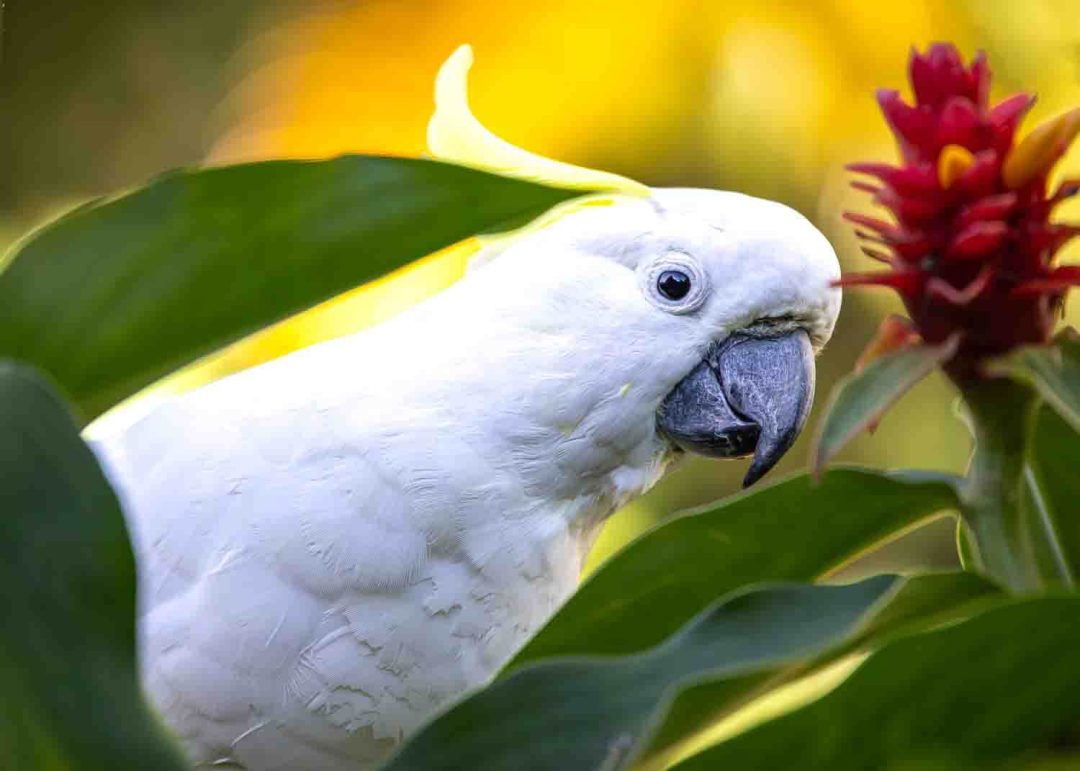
[657,269,692,301]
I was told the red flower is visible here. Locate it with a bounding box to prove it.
[841,43,1080,376]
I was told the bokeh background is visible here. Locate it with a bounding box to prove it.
[3,0,1078,572]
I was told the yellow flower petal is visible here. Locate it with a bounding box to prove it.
[936,144,974,189]
[426,45,648,196]
[1003,107,1080,190]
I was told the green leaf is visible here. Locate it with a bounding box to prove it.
[1021,407,1080,587]
[0,361,185,769]
[383,578,900,771]
[0,157,580,419]
[956,519,979,571]
[508,469,959,668]
[641,571,1000,768]
[673,597,1080,770]
[810,336,960,475]
[986,328,1080,432]
[1007,753,1080,770]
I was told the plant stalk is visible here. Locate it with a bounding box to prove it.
[957,376,1041,593]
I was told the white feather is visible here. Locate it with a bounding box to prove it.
[91,188,840,769]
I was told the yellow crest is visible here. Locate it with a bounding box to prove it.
[427,45,649,197]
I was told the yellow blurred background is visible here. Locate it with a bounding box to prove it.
[2,0,1078,570]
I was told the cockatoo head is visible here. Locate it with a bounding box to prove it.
[428,46,841,487]
[474,189,840,487]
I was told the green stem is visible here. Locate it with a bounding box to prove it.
[958,376,1041,593]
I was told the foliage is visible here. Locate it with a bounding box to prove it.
[385,578,903,771]
[508,470,960,665]
[986,329,1080,432]
[0,362,185,770]
[810,337,959,474]
[0,157,579,420]
[673,597,1080,771]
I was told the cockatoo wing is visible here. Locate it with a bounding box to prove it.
[92,337,515,770]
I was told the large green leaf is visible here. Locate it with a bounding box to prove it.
[0,361,185,769]
[810,336,960,474]
[0,157,580,419]
[640,571,1000,768]
[383,578,899,771]
[508,469,959,668]
[987,329,1080,432]
[673,597,1080,771]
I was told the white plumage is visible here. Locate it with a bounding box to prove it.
[92,189,840,769]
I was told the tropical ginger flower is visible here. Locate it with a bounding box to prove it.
[841,43,1079,377]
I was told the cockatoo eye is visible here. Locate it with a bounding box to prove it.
[657,270,691,300]
[641,254,709,314]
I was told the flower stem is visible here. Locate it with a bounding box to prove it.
[957,376,1042,593]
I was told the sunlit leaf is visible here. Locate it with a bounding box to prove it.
[956,519,979,572]
[641,571,1000,768]
[673,597,1080,770]
[384,578,899,771]
[0,157,581,419]
[508,469,959,668]
[810,336,960,475]
[986,328,1080,433]
[0,361,185,769]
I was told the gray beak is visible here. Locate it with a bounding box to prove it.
[657,330,816,487]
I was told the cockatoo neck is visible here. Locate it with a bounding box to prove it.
[354,244,685,546]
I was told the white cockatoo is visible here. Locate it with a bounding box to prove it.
[91,47,841,770]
